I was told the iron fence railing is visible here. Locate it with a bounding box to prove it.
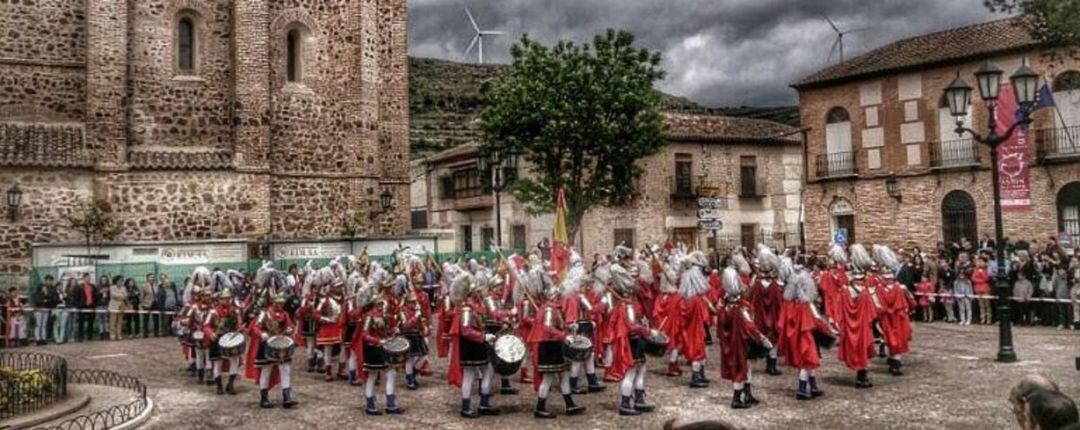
[815,151,857,178]
[929,138,980,168]
[1036,125,1080,161]
[0,352,68,420]
[32,369,148,430]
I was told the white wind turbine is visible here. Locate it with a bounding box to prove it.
[463,7,504,64]
[824,15,871,64]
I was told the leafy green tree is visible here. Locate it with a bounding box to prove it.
[66,200,122,256]
[986,0,1080,58]
[479,29,666,242]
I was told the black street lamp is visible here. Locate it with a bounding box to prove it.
[944,60,1040,363]
[478,145,520,248]
[6,184,22,222]
[369,188,394,221]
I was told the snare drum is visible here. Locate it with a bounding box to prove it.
[382,336,411,365]
[191,331,207,349]
[489,334,526,376]
[264,335,296,363]
[644,330,669,357]
[562,334,593,362]
[218,332,247,358]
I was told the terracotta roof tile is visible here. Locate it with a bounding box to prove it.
[662,112,800,144]
[0,122,93,168]
[127,150,233,170]
[793,17,1042,89]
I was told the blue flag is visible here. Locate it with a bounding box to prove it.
[1035,83,1056,110]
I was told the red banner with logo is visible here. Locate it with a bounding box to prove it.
[994,82,1031,212]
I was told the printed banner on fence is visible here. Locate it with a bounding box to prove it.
[994,82,1032,212]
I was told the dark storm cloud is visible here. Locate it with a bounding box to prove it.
[408,0,1006,107]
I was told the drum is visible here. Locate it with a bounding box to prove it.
[746,339,770,359]
[644,330,669,357]
[574,320,595,339]
[489,334,526,376]
[382,336,411,365]
[813,330,837,350]
[218,332,247,358]
[562,334,593,362]
[191,330,206,348]
[266,335,296,362]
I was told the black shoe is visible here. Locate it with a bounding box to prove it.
[618,396,641,416]
[796,380,811,400]
[500,379,518,395]
[259,389,273,408]
[689,371,709,389]
[633,389,656,412]
[307,356,316,373]
[887,358,904,376]
[226,376,237,395]
[563,394,585,415]
[586,374,606,393]
[365,397,382,415]
[215,377,224,395]
[460,399,478,418]
[731,389,749,409]
[534,398,555,419]
[196,369,205,384]
[385,394,404,414]
[809,377,824,398]
[766,358,782,376]
[745,383,760,405]
[282,388,298,409]
[855,371,873,389]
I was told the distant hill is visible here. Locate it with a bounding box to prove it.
[409,57,799,159]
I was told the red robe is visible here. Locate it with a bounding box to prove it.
[244,308,293,389]
[348,306,368,382]
[528,303,568,391]
[878,281,913,356]
[652,292,684,354]
[818,270,841,323]
[836,285,876,371]
[447,306,486,388]
[750,278,782,344]
[315,296,345,346]
[679,294,710,363]
[777,301,831,370]
[203,302,240,372]
[436,295,454,358]
[717,300,765,383]
[605,300,648,381]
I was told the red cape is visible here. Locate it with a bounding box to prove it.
[679,295,709,363]
[879,283,913,355]
[836,287,876,371]
[750,279,782,343]
[777,301,823,369]
[604,302,637,382]
[718,302,761,383]
[653,293,684,353]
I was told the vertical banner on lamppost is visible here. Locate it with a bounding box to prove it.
[994,82,1031,212]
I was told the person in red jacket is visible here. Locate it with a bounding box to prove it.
[562,251,605,394]
[751,245,785,376]
[972,256,993,325]
[837,244,880,389]
[606,254,656,416]
[778,268,837,400]
[315,281,346,382]
[447,270,500,418]
[718,267,772,409]
[526,257,585,419]
[873,245,915,377]
[679,251,714,388]
[359,274,404,416]
[245,290,298,409]
[653,254,684,377]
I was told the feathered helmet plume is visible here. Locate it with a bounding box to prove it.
[828,244,848,266]
[756,244,781,276]
[192,266,212,287]
[722,267,744,297]
[782,268,818,303]
[732,252,751,275]
[872,244,900,273]
[848,243,875,277]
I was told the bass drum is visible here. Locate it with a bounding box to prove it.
[644,330,669,357]
[218,332,247,358]
[383,336,411,365]
[489,334,526,376]
[562,334,593,362]
[266,335,296,363]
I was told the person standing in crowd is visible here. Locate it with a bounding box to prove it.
[108,276,127,340]
[972,256,993,325]
[140,273,159,337]
[537,238,551,261]
[76,273,96,341]
[158,274,181,336]
[953,253,973,326]
[916,273,935,323]
[56,277,78,343]
[1070,256,1080,330]
[1013,251,1037,326]
[95,276,111,340]
[5,287,28,347]
[32,275,59,345]
[1053,263,1071,330]
[124,277,141,336]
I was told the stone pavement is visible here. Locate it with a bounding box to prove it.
[17,323,1080,430]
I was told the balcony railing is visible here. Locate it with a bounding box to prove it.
[1036,125,1080,161]
[929,138,980,168]
[815,151,857,179]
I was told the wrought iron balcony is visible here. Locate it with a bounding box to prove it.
[929,138,980,169]
[814,151,857,179]
[1036,125,1080,162]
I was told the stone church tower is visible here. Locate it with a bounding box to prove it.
[0,0,409,274]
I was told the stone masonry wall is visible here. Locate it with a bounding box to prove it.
[0,170,93,274]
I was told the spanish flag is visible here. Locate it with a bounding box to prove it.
[550,187,570,281]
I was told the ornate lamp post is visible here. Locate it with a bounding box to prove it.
[477,145,520,248]
[6,184,22,222]
[369,188,394,220]
[943,60,1040,363]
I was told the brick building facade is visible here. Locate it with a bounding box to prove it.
[0,0,410,274]
[414,113,804,256]
[794,18,1080,252]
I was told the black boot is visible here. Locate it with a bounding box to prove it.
[196,369,205,384]
[307,356,316,373]
[586,373,605,393]
[731,389,749,409]
[282,388,298,409]
[215,376,224,395]
[226,375,237,395]
[877,342,887,358]
[405,373,419,390]
[745,383,760,405]
[796,379,811,400]
[500,378,518,395]
[633,389,656,412]
[618,395,641,416]
[365,396,382,415]
[689,370,709,388]
[563,394,585,415]
[570,376,586,394]
[460,398,478,418]
[855,370,873,389]
[809,376,824,397]
[766,357,782,375]
[888,358,904,376]
[534,397,555,419]
[259,389,273,408]
[186,362,196,375]
[478,394,499,416]
[385,394,403,414]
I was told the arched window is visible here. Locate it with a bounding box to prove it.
[830,197,855,245]
[826,107,850,124]
[177,17,196,73]
[823,107,853,176]
[286,29,302,82]
[1051,71,1080,135]
[942,190,977,246]
[1059,181,1080,246]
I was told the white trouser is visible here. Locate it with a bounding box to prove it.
[347,354,358,372]
[619,363,646,397]
[538,372,571,399]
[603,344,613,367]
[461,364,494,399]
[798,368,817,380]
[195,348,208,370]
[667,349,679,364]
[213,357,240,377]
[570,353,597,377]
[405,356,422,375]
[364,369,398,398]
[259,364,291,389]
[323,345,338,366]
[735,368,752,390]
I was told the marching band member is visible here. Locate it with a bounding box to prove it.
[297,262,321,373]
[448,270,500,418]
[654,250,684,377]
[837,244,880,389]
[205,288,242,395]
[245,287,298,409]
[316,277,346,382]
[873,245,915,377]
[562,250,605,394]
[778,266,837,400]
[679,251,713,389]
[359,270,404,416]
[527,254,585,418]
[605,250,656,416]
[752,245,784,376]
[189,271,213,385]
[397,274,430,391]
[718,267,772,409]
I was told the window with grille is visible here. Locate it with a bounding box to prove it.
[740,156,759,197]
[452,168,485,198]
[613,228,635,250]
[410,210,428,229]
[941,190,977,246]
[674,154,693,195]
[512,225,527,251]
[177,17,195,73]
[439,175,454,199]
[1058,182,1080,246]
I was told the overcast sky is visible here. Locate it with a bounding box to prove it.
[408,0,1008,107]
